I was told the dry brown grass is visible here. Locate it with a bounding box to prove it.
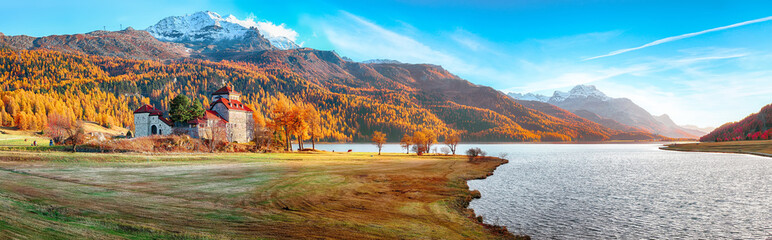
[662,140,772,156]
[94,135,210,153]
[0,152,526,239]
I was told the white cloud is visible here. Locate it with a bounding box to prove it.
[255,21,299,42]
[305,11,770,127]
[585,15,772,60]
[224,14,299,42]
[309,11,518,86]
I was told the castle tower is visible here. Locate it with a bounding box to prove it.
[211,86,241,103]
[209,86,254,143]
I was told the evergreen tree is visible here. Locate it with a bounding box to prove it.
[190,100,205,119]
[169,95,194,123]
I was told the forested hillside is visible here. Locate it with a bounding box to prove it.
[0,30,660,142]
[700,103,772,142]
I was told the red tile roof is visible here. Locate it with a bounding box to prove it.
[211,98,253,112]
[187,110,228,124]
[158,117,173,126]
[211,86,241,95]
[133,104,163,116]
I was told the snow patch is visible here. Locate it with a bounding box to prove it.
[508,85,610,103]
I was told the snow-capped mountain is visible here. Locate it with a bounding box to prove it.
[508,92,550,102]
[550,85,611,102]
[508,85,701,139]
[146,11,300,51]
[509,85,610,103]
[363,59,402,64]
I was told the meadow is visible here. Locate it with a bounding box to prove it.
[0,150,520,239]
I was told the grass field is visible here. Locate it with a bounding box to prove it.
[662,140,772,157]
[0,123,127,148]
[0,128,50,147]
[0,151,520,239]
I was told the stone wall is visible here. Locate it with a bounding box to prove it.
[212,104,230,121]
[133,113,150,137]
[134,113,172,137]
[227,110,250,143]
[149,116,172,136]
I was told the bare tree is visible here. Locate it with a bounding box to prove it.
[46,114,85,151]
[208,120,228,152]
[440,147,451,155]
[444,134,461,155]
[253,125,273,151]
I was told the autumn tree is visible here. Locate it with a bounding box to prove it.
[443,133,460,155]
[371,131,387,155]
[292,104,310,150]
[410,129,436,155]
[269,100,296,151]
[399,134,413,154]
[411,131,427,155]
[305,106,323,150]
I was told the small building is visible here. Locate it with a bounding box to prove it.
[132,86,255,143]
[133,105,173,136]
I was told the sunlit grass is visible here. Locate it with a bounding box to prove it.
[0,151,518,239]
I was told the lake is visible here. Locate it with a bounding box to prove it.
[316,143,772,239]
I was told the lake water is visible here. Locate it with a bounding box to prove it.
[316,143,772,239]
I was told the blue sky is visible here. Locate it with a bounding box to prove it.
[3,0,772,127]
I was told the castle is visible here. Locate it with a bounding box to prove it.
[133,86,255,143]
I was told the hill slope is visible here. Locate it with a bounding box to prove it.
[0,24,657,142]
[0,28,189,60]
[700,103,772,142]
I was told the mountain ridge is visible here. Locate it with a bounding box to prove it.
[509,85,702,138]
[0,11,666,142]
[0,27,190,60]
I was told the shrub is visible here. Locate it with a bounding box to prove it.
[466,147,485,159]
[95,135,209,153]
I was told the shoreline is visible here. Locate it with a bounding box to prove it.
[660,140,772,158]
[461,157,529,239]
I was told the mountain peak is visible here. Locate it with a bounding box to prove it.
[363,59,402,64]
[508,85,611,103]
[145,10,300,50]
[508,92,550,102]
[550,85,610,102]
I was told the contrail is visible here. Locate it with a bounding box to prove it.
[585,16,772,60]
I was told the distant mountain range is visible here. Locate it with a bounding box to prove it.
[0,10,685,142]
[509,85,706,139]
[362,59,402,64]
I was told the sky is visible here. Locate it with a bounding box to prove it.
[3,0,772,127]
